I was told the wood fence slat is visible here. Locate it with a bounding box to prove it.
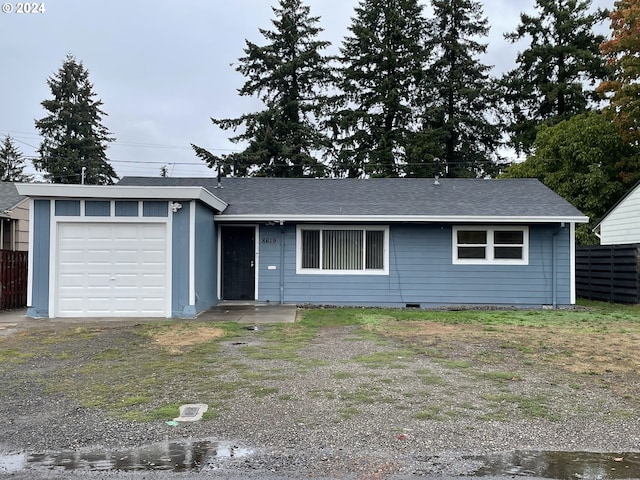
[576,244,640,304]
[0,250,28,310]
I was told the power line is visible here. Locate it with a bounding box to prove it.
[0,129,241,154]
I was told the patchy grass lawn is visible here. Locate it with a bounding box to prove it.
[1,300,639,423]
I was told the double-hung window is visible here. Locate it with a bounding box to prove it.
[453,226,528,265]
[297,226,388,274]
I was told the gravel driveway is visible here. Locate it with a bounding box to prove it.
[1,314,639,479]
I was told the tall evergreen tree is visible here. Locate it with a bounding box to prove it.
[331,0,428,178]
[0,135,32,182]
[420,0,500,178]
[597,0,640,185]
[194,0,332,177]
[34,54,117,185]
[501,0,608,154]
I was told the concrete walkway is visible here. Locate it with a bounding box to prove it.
[196,303,297,323]
[0,303,297,336]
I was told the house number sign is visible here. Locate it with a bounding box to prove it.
[261,237,277,244]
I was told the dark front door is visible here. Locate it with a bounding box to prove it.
[222,227,255,300]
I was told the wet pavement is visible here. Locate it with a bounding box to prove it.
[2,444,639,479]
[0,439,252,474]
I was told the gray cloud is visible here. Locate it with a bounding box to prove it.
[0,0,613,179]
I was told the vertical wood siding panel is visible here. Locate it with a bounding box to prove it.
[29,200,50,316]
[257,225,287,303]
[194,203,217,312]
[171,202,189,316]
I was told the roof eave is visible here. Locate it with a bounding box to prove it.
[214,214,590,224]
[15,184,228,213]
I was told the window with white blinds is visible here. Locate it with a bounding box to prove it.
[297,226,388,274]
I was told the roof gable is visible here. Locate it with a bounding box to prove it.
[0,182,27,213]
[594,180,640,230]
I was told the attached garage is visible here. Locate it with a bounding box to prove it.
[17,184,227,319]
[56,222,169,317]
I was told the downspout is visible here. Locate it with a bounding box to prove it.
[280,221,285,305]
[551,223,564,309]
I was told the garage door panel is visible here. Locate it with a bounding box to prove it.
[141,274,165,286]
[57,223,168,317]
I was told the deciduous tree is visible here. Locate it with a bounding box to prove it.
[502,112,628,244]
[597,0,640,185]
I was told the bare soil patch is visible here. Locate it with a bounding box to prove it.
[152,325,225,353]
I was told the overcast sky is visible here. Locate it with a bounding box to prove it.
[0,0,613,181]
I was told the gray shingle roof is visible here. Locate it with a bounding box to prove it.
[117,176,586,221]
[0,182,26,214]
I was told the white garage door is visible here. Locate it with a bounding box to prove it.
[56,222,168,317]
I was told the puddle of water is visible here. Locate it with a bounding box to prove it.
[471,450,640,479]
[1,439,252,473]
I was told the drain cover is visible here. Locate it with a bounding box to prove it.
[174,403,208,422]
[181,407,200,418]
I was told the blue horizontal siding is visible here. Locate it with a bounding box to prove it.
[257,223,573,307]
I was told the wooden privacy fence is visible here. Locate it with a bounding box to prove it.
[576,244,640,304]
[0,250,28,310]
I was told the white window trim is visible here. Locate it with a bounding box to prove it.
[296,225,389,275]
[452,226,529,265]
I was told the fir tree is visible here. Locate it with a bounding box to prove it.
[194,0,332,177]
[501,0,608,154]
[420,0,501,178]
[597,0,640,185]
[331,0,428,178]
[34,54,117,185]
[0,135,32,182]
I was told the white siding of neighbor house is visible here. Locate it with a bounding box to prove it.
[600,185,640,245]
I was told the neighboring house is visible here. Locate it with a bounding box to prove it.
[593,180,640,245]
[17,177,588,319]
[0,182,29,251]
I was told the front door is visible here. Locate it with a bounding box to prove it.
[221,226,256,300]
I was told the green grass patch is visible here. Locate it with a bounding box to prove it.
[333,371,355,380]
[482,393,554,419]
[299,301,640,329]
[94,348,124,360]
[437,359,472,369]
[337,407,361,420]
[339,386,394,404]
[249,386,279,398]
[413,405,444,420]
[0,348,34,363]
[309,389,336,400]
[478,371,523,383]
[352,349,414,368]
